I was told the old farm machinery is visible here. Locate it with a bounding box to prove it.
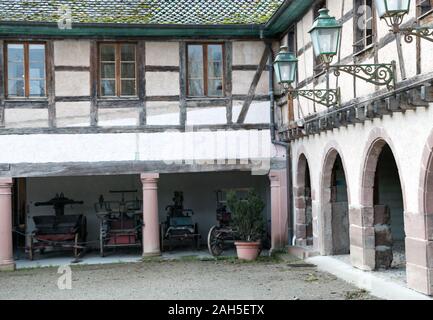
[95,190,143,257]
[28,193,87,260]
[160,191,201,251]
[207,190,236,256]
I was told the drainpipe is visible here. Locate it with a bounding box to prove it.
[266,42,294,247]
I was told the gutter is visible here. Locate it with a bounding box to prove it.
[266,42,294,249]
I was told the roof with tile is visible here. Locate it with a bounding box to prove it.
[0,0,285,25]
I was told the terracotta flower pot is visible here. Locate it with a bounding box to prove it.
[234,241,261,261]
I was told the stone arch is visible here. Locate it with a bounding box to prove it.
[360,128,406,270]
[320,142,350,255]
[295,153,313,246]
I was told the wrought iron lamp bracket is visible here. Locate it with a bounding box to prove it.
[285,87,340,108]
[329,61,396,91]
[399,26,433,44]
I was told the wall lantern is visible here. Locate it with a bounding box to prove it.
[309,8,342,65]
[274,46,340,107]
[273,46,298,87]
[374,0,433,43]
[310,8,396,91]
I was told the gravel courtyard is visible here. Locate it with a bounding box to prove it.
[0,255,377,300]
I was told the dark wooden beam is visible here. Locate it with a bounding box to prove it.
[46,41,56,127]
[179,42,187,126]
[145,66,179,72]
[0,160,262,178]
[54,66,90,72]
[4,100,49,108]
[55,96,91,102]
[225,42,233,124]
[146,95,180,102]
[90,41,98,126]
[0,123,270,135]
[236,45,269,124]
[138,40,146,125]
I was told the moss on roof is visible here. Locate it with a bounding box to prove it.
[0,0,285,25]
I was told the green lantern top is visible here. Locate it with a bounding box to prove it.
[309,8,342,63]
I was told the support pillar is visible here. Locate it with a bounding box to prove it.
[269,169,288,252]
[141,173,160,257]
[0,178,14,271]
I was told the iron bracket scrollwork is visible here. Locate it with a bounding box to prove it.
[330,61,396,91]
[399,26,433,44]
[291,88,340,107]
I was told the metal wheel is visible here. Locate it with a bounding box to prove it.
[207,225,224,257]
[99,224,105,257]
[28,235,34,261]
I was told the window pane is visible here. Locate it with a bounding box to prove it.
[208,45,222,62]
[29,44,45,62]
[29,62,45,79]
[8,79,24,96]
[121,80,136,96]
[101,63,115,78]
[101,79,116,96]
[188,79,204,96]
[101,45,115,61]
[121,44,135,61]
[121,62,135,78]
[188,45,204,78]
[8,62,24,79]
[208,61,222,78]
[208,79,223,96]
[29,80,45,97]
[7,44,24,62]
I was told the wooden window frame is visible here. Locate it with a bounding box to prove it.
[417,0,433,19]
[4,41,47,99]
[186,43,225,98]
[98,42,138,98]
[353,0,376,54]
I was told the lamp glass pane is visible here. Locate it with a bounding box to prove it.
[386,0,410,12]
[317,28,340,55]
[375,0,387,17]
[280,62,296,83]
[273,63,282,84]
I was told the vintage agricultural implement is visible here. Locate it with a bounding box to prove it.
[160,191,201,251]
[28,193,87,260]
[95,190,143,257]
[207,190,237,256]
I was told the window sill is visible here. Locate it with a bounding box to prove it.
[353,44,375,57]
[97,97,139,101]
[418,9,433,21]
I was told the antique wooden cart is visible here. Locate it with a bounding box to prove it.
[160,191,201,251]
[28,193,87,260]
[95,190,143,257]
[207,190,236,256]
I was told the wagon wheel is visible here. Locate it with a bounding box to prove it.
[100,224,105,257]
[28,235,34,261]
[74,233,80,259]
[207,225,224,257]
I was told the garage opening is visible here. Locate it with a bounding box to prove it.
[373,144,405,270]
[12,172,270,267]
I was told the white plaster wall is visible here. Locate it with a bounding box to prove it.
[55,71,90,97]
[56,102,90,127]
[26,172,271,245]
[232,70,269,95]
[98,108,139,127]
[5,109,49,128]
[146,102,180,125]
[145,72,180,96]
[0,130,273,166]
[233,41,266,65]
[146,42,179,66]
[54,40,90,67]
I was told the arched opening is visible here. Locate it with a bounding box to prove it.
[373,144,405,269]
[295,154,313,247]
[322,150,350,255]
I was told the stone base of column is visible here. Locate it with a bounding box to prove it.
[0,261,15,271]
[142,251,161,258]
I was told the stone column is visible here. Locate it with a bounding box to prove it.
[0,178,14,271]
[269,169,288,251]
[141,173,161,257]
